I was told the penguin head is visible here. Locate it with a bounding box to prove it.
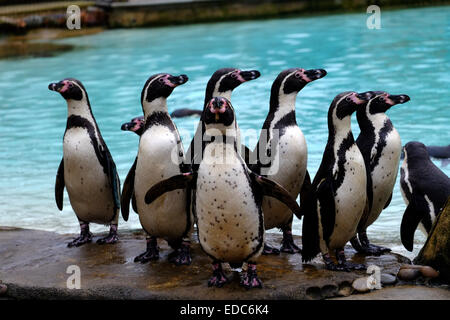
[203,97,235,129]
[141,73,188,105]
[276,68,327,94]
[403,141,430,162]
[368,92,410,114]
[48,78,86,101]
[121,116,145,136]
[332,91,376,120]
[208,68,261,98]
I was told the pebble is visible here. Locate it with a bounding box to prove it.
[0,284,7,296]
[352,277,371,293]
[397,268,421,281]
[380,273,397,285]
[419,266,439,278]
[398,264,439,279]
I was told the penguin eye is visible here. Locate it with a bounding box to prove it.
[231,73,237,79]
[345,97,351,102]
[68,83,73,88]
[294,72,301,78]
[378,97,384,101]
[158,78,165,83]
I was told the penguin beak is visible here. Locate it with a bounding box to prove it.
[304,69,327,82]
[168,74,188,86]
[387,94,410,105]
[121,121,134,131]
[239,70,261,82]
[48,82,63,92]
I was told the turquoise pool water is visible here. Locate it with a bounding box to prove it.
[0,6,448,258]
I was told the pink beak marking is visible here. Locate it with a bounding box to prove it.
[59,80,70,93]
[349,92,365,105]
[234,70,246,83]
[162,75,176,88]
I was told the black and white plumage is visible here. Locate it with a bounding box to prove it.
[400,141,450,251]
[301,91,375,271]
[350,92,410,255]
[251,68,327,255]
[50,78,122,247]
[121,73,193,265]
[144,97,301,289]
[186,68,260,167]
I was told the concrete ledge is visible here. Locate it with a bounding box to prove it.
[3,226,446,300]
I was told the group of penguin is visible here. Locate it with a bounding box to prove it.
[49,67,450,289]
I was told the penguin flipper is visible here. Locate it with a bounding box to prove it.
[145,172,195,205]
[384,193,393,209]
[400,202,425,252]
[299,170,312,214]
[55,158,65,211]
[251,173,301,218]
[103,148,121,213]
[121,158,137,221]
[316,177,336,243]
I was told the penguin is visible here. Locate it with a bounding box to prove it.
[301,91,375,271]
[350,92,410,255]
[252,68,327,255]
[121,116,145,136]
[186,68,261,167]
[144,97,302,289]
[400,141,450,251]
[49,78,122,247]
[121,73,193,265]
[170,108,202,118]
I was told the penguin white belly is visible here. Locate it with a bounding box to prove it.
[134,126,187,241]
[365,130,401,228]
[263,126,307,229]
[328,145,367,249]
[63,128,115,224]
[196,143,262,263]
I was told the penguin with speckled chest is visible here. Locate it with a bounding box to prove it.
[252,68,327,255]
[187,68,260,167]
[121,73,193,265]
[144,97,301,289]
[301,91,375,271]
[49,78,122,247]
[350,91,410,255]
[400,141,450,251]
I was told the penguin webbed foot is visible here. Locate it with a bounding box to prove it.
[240,263,263,289]
[134,237,159,263]
[208,263,229,288]
[168,241,192,266]
[335,250,366,271]
[68,224,93,248]
[280,230,301,254]
[262,243,280,255]
[96,225,119,245]
[68,233,93,248]
[358,233,391,255]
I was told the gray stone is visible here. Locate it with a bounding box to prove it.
[380,273,397,285]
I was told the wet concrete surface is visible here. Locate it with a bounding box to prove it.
[0,226,446,300]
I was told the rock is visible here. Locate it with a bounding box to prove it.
[380,273,397,285]
[398,268,421,281]
[419,266,439,279]
[352,277,371,293]
[415,198,450,283]
[0,284,7,296]
[337,281,354,297]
